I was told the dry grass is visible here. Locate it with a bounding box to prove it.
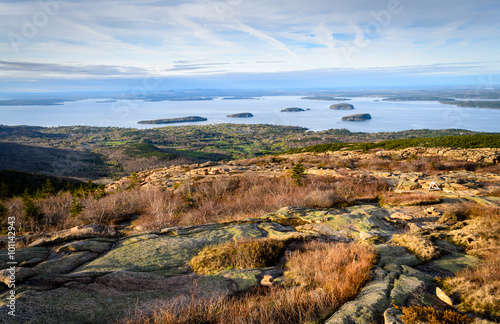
[124,242,376,324]
[302,189,349,208]
[442,204,500,320]
[392,233,440,262]
[399,305,473,324]
[190,238,287,275]
[381,192,441,206]
[3,164,390,233]
[446,204,500,254]
[443,251,500,320]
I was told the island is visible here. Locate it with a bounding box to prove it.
[138,116,208,124]
[226,112,254,118]
[222,97,257,100]
[341,113,372,121]
[281,107,310,112]
[330,103,354,110]
[302,96,351,101]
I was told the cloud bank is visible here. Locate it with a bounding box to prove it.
[0,0,499,91]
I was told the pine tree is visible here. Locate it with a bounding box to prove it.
[291,160,306,186]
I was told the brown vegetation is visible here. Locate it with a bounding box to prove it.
[3,173,389,233]
[381,192,441,206]
[399,305,473,324]
[392,232,440,262]
[443,251,500,320]
[441,204,500,320]
[124,242,376,324]
[190,238,287,275]
[299,154,482,173]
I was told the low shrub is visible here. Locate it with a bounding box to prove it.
[438,206,470,224]
[381,192,441,206]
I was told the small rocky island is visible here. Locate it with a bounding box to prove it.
[341,113,372,121]
[138,116,208,124]
[281,107,310,112]
[330,103,354,110]
[226,112,254,118]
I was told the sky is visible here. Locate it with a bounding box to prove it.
[1,0,500,92]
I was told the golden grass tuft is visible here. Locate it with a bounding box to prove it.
[392,232,440,262]
[124,242,376,324]
[190,238,286,275]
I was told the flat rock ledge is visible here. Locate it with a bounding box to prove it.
[0,204,487,323]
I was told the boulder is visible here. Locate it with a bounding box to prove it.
[325,275,391,323]
[29,224,118,247]
[390,275,426,306]
[390,212,413,221]
[55,238,115,254]
[0,247,49,270]
[375,245,420,268]
[260,274,274,287]
[0,267,37,286]
[436,287,454,306]
[33,252,99,277]
[384,307,404,324]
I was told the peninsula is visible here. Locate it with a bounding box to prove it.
[439,100,500,109]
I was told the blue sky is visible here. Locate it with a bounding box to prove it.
[1,0,499,92]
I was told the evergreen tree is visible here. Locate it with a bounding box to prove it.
[22,196,43,229]
[41,178,56,197]
[291,160,306,186]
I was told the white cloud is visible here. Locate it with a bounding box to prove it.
[0,0,499,85]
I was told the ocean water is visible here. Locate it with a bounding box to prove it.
[1,96,499,132]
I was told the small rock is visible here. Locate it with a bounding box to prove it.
[390,212,413,221]
[384,307,404,324]
[261,274,274,287]
[0,267,37,285]
[436,287,453,306]
[425,207,436,214]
